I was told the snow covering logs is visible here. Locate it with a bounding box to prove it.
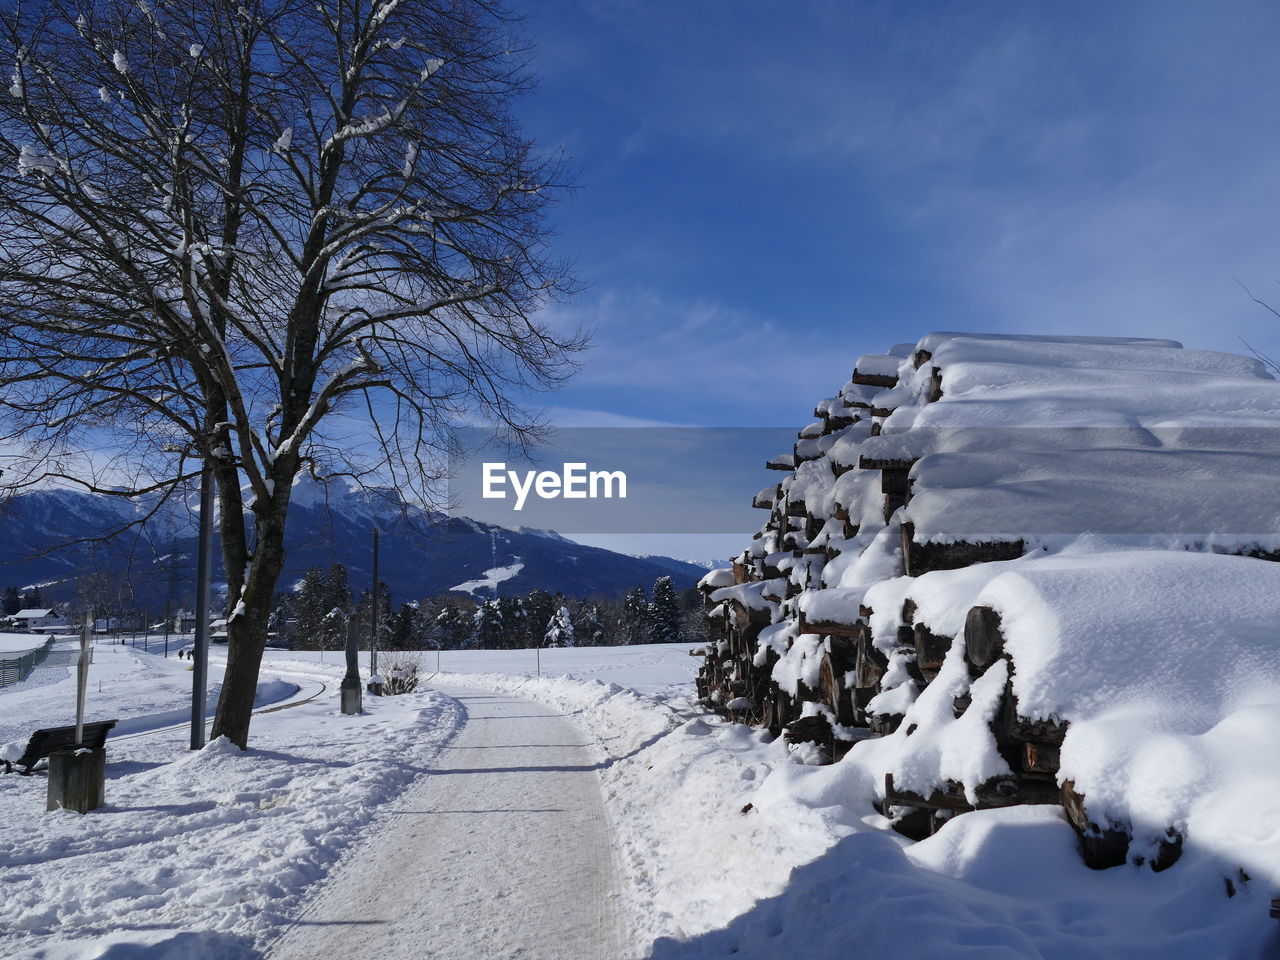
[696,332,1280,873]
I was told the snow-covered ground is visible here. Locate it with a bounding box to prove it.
[2,641,1277,958]
[0,632,66,656]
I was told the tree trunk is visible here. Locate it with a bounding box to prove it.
[211,503,289,748]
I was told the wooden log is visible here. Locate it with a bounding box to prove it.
[883,492,906,523]
[798,612,864,638]
[913,624,951,672]
[964,606,1004,671]
[770,689,790,729]
[818,651,856,726]
[998,696,1069,745]
[730,598,774,630]
[852,371,898,388]
[886,806,935,842]
[852,685,876,726]
[927,366,944,403]
[887,773,1059,814]
[869,712,904,735]
[880,466,911,498]
[766,454,795,471]
[1023,741,1060,776]
[884,774,973,812]
[854,634,887,689]
[1147,829,1183,873]
[784,714,835,765]
[900,521,1026,577]
[912,348,933,369]
[973,776,1060,808]
[1061,780,1130,870]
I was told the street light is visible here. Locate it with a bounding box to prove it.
[190,465,214,750]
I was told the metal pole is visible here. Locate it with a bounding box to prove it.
[190,466,214,750]
[369,526,380,680]
[75,610,91,747]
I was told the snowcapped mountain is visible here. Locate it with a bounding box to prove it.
[0,478,710,607]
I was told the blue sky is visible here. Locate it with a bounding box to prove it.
[512,0,1280,435]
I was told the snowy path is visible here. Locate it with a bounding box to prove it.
[269,684,628,960]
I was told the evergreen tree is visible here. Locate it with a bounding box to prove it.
[293,567,329,649]
[267,593,295,648]
[388,602,423,650]
[430,603,469,650]
[1,586,20,615]
[648,575,681,644]
[326,564,352,614]
[319,606,348,655]
[293,565,353,649]
[494,596,525,649]
[355,579,393,650]
[544,606,575,647]
[469,599,503,650]
[621,585,650,645]
[523,589,556,647]
[21,585,42,609]
[678,587,708,647]
[575,604,608,646]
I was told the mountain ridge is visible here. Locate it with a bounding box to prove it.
[0,480,712,608]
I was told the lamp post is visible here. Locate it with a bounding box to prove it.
[367,526,383,695]
[190,465,214,750]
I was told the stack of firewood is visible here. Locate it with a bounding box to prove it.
[696,333,1280,871]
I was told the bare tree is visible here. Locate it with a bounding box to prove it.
[0,0,581,746]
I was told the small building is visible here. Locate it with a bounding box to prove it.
[13,608,64,633]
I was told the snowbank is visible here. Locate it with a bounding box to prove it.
[0,656,462,958]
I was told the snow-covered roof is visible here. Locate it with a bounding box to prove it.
[13,608,54,619]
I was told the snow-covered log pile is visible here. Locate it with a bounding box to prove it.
[697,333,1280,871]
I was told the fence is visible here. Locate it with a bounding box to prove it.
[0,636,56,687]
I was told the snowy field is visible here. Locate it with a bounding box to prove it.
[1,640,1277,958]
[0,632,61,656]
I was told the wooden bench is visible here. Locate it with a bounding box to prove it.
[2,719,118,775]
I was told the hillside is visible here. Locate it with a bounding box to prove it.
[0,480,707,608]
